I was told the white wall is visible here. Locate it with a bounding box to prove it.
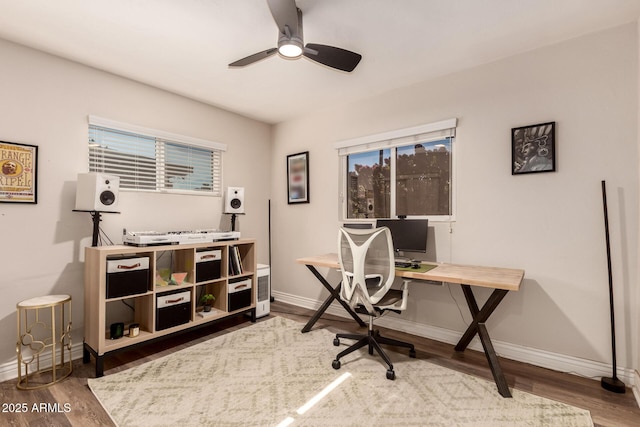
[0,38,272,367]
[271,23,639,376]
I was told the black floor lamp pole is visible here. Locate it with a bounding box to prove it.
[600,180,625,393]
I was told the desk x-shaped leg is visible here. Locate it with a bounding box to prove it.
[454,285,511,398]
[301,264,367,333]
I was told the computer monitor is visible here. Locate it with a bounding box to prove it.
[376,218,428,255]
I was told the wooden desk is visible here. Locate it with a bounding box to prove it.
[296,253,524,398]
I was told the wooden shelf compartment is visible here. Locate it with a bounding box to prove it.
[103,294,153,349]
[195,246,226,284]
[155,248,194,287]
[195,281,227,313]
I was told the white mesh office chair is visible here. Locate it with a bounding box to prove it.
[332,226,416,380]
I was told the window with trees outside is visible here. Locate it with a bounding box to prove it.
[336,119,456,221]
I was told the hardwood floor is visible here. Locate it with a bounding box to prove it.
[1,301,638,426]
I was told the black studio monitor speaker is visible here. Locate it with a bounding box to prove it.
[75,172,120,212]
[224,187,245,214]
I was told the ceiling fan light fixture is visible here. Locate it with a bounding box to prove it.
[229,0,362,72]
[278,37,303,58]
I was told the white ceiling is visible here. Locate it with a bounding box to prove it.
[0,0,639,124]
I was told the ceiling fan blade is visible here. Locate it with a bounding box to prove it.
[267,0,299,35]
[303,43,362,72]
[228,48,278,67]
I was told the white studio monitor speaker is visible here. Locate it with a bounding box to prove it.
[366,197,375,214]
[224,187,245,214]
[75,172,120,212]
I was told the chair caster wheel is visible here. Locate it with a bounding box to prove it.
[333,338,340,346]
[409,349,416,358]
[386,369,395,380]
[332,360,341,370]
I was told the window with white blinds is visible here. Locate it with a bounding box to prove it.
[87,116,225,196]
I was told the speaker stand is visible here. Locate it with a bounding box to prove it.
[90,211,102,247]
[226,212,245,232]
[73,210,120,247]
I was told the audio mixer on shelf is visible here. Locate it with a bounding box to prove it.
[123,229,240,246]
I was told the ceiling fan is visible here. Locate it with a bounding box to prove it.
[229,0,362,72]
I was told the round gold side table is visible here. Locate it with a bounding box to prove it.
[16,294,72,390]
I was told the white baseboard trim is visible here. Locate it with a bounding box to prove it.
[272,290,637,388]
[0,342,85,384]
[633,370,640,408]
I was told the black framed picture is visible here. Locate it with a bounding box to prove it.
[511,122,556,175]
[0,141,38,204]
[287,151,309,204]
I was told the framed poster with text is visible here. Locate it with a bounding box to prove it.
[0,141,38,204]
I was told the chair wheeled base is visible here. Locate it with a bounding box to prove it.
[332,318,416,380]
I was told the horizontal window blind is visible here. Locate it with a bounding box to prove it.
[87,117,225,196]
[334,118,457,156]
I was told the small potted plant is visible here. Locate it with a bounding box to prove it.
[200,294,215,312]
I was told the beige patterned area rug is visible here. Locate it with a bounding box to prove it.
[88,316,593,427]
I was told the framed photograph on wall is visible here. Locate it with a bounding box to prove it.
[511,121,556,175]
[287,151,309,204]
[0,141,38,204]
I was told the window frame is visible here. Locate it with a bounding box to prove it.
[335,118,457,223]
[87,115,227,196]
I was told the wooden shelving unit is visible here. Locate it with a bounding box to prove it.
[83,239,257,377]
